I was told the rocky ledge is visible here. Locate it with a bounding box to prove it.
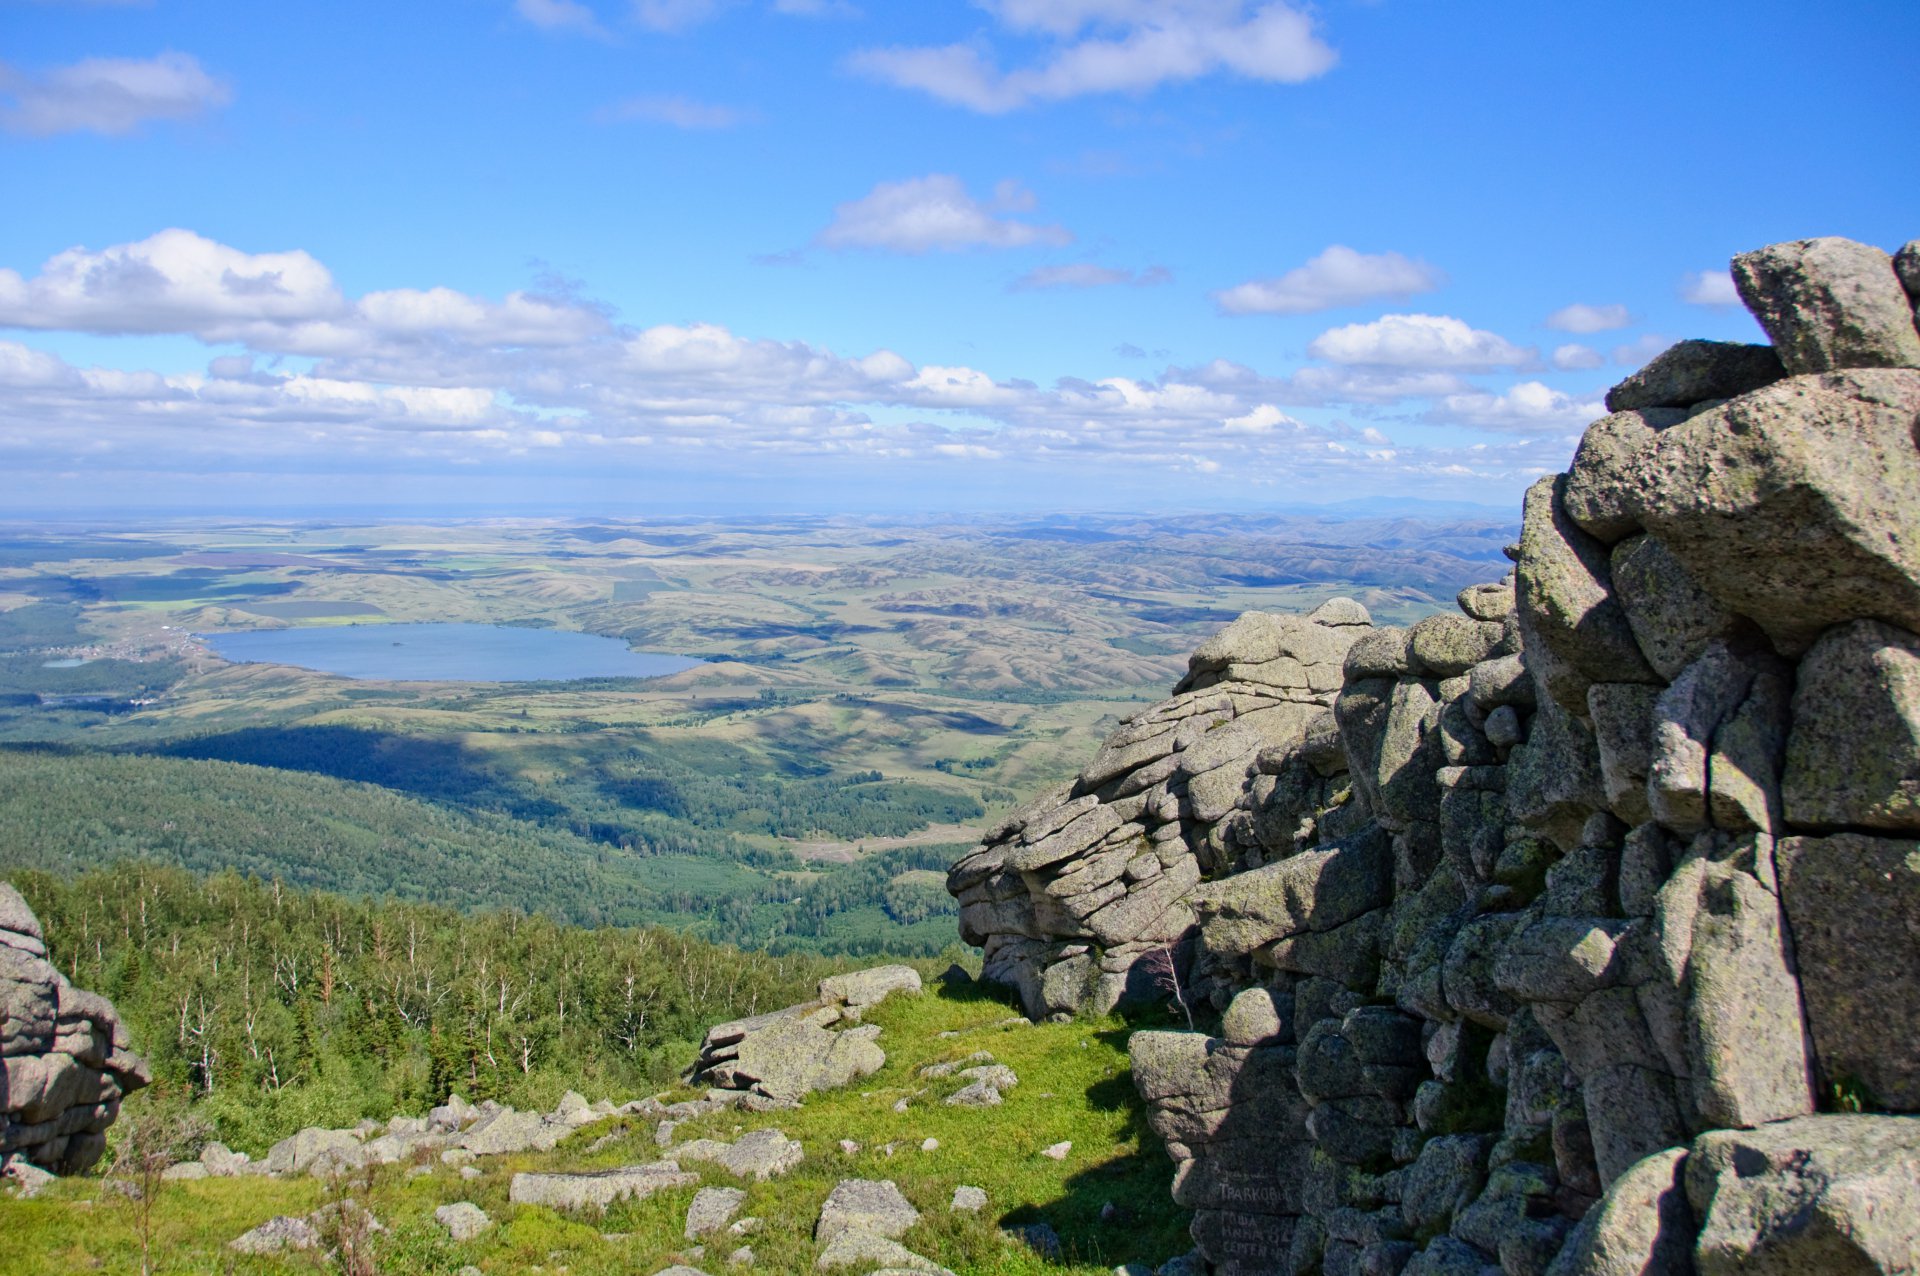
[1,882,150,1176]
[951,234,1920,1275]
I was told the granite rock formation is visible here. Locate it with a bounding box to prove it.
[1,882,150,1175]
[950,234,1920,1276]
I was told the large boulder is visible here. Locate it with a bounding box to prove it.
[1685,1115,1920,1274]
[1782,619,1920,831]
[1604,339,1785,412]
[1613,367,1920,652]
[1731,236,1920,374]
[1777,833,1920,1111]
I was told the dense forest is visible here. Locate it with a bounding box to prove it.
[0,748,965,955]
[12,865,896,1153]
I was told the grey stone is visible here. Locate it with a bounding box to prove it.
[1508,694,1606,852]
[729,1017,885,1102]
[228,1215,322,1254]
[266,1125,364,1175]
[1783,619,1920,832]
[1409,614,1510,678]
[1516,475,1658,712]
[0,884,42,942]
[945,1080,1001,1108]
[1402,1237,1497,1276]
[1605,339,1786,412]
[819,965,922,1009]
[1685,1115,1920,1275]
[1732,236,1920,373]
[1191,832,1392,957]
[435,1202,493,1241]
[1777,832,1920,1111]
[1564,407,1688,543]
[1580,1065,1690,1187]
[1006,1222,1062,1260]
[1483,705,1521,749]
[1614,368,1920,652]
[1587,682,1660,826]
[1220,987,1287,1046]
[1346,628,1421,680]
[1896,240,1920,296]
[508,1161,697,1211]
[816,1228,951,1272]
[1468,654,1534,714]
[1610,534,1743,683]
[1442,912,1523,1029]
[686,1186,747,1239]
[1646,642,1780,836]
[815,1178,920,1242]
[1399,1135,1490,1235]
[1654,846,1814,1130]
[951,1184,987,1212]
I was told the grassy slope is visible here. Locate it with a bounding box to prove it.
[0,983,1194,1276]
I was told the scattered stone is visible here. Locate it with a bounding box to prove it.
[920,1138,938,1152]
[509,1161,698,1212]
[1782,618,1920,831]
[816,1178,921,1242]
[952,1185,987,1212]
[1006,1222,1063,1260]
[435,1202,493,1242]
[229,1215,321,1254]
[727,1246,755,1266]
[685,1187,747,1240]
[1041,1141,1072,1160]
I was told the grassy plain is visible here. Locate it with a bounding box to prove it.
[0,512,1509,951]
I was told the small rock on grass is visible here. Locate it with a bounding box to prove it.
[920,1138,938,1152]
[685,1186,748,1240]
[728,1246,755,1266]
[434,1202,493,1241]
[1006,1222,1062,1260]
[1042,1141,1072,1160]
[952,1185,987,1212]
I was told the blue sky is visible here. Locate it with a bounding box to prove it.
[2,0,1916,516]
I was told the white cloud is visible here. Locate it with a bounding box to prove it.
[630,0,726,31]
[1543,302,1631,333]
[1307,313,1533,370]
[1010,262,1170,291]
[1550,343,1605,371]
[817,175,1072,254]
[515,0,612,37]
[596,94,749,128]
[848,1,1335,114]
[0,228,609,354]
[1434,381,1604,433]
[1611,334,1675,367]
[0,52,230,136]
[1681,269,1740,307]
[1214,245,1444,316]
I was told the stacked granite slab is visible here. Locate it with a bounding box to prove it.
[952,235,1920,1274]
[1,882,150,1175]
[948,600,1375,1021]
[691,965,921,1102]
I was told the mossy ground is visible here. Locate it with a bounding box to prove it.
[0,980,1194,1274]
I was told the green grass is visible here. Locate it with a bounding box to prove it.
[0,983,1194,1275]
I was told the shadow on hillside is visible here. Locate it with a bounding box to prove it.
[144,725,558,818]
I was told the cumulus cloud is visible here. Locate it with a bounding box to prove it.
[1307,314,1533,371]
[1543,302,1631,333]
[0,52,230,136]
[817,175,1072,254]
[596,94,749,127]
[0,228,610,355]
[1010,262,1170,291]
[1680,269,1741,306]
[1214,245,1443,316]
[1550,343,1605,371]
[1433,381,1604,433]
[848,1,1335,114]
[0,227,1593,499]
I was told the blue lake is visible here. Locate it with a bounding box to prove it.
[201,623,701,683]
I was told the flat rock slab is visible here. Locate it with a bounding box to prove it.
[818,966,921,1009]
[686,1186,748,1239]
[816,1178,920,1242]
[509,1161,697,1212]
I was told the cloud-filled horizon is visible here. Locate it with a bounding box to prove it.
[2,2,1914,515]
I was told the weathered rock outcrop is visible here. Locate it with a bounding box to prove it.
[693,965,919,1101]
[1,882,149,1175]
[950,233,1920,1276]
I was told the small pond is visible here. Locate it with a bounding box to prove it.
[200,623,700,683]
